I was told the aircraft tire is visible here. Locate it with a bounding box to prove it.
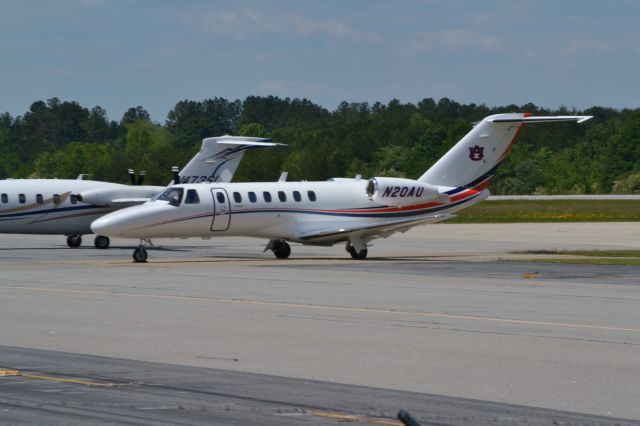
[133,246,148,263]
[349,247,368,260]
[94,235,110,249]
[272,240,291,259]
[67,235,82,248]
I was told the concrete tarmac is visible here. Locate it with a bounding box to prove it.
[0,223,639,424]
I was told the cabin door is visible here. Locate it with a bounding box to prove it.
[210,188,231,231]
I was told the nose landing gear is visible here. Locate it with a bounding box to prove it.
[132,239,153,263]
[133,246,148,263]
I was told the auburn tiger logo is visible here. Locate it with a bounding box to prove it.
[468,145,484,161]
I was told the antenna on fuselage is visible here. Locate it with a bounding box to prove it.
[278,171,288,182]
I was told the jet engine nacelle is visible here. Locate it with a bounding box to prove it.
[366,177,448,207]
[75,186,163,206]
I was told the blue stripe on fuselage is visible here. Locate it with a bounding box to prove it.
[0,204,106,220]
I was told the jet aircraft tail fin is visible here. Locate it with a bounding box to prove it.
[177,135,283,184]
[417,114,592,190]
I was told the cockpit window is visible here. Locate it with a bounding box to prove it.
[185,189,200,204]
[156,187,184,206]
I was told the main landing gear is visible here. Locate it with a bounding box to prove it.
[272,240,291,259]
[94,235,110,249]
[265,239,291,259]
[66,235,82,248]
[346,240,368,260]
[66,235,111,249]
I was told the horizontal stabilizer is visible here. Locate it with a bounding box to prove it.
[491,115,592,124]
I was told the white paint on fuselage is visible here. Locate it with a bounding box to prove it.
[91,180,487,242]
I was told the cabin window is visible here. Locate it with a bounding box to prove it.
[53,194,61,204]
[307,191,317,202]
[36,194,43,204]
[263,191,272,202]
[1,194,7,203]
[70,195,78,204]
[216,192,226,204]
[233,192,242,203]
[248,192,257,203]
[278,191,287,202]
[185,189,200,204]
[293,191,301,202]
[156,187,184,207]
[18,194,26,204]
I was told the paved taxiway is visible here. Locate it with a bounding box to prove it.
[1,223,639,425]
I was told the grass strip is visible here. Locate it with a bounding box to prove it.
[446,200,640,223]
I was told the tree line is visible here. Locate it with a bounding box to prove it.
[1,96,639,194]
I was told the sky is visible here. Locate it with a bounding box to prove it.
[1,0,639,123]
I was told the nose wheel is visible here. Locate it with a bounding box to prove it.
[133,246,148,263]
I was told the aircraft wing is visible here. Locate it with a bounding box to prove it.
[296,213,455,246]
[110,198,155,205]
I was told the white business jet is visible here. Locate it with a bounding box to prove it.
[91,113,592,261]
[0,136,278,249]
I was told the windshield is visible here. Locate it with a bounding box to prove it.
[155,187,184,206]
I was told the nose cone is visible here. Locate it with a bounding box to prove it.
[91,206,149,237]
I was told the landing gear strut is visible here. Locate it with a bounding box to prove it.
[66,235,82,248]
[94,235,110,249]
[270,240,291,259]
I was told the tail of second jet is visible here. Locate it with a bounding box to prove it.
[177,135,282,184]
[418,113,592,191]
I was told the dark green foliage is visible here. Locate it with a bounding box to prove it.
[1,96,640,193]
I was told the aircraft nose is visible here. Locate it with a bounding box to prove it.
[91,215,125,237]
[91,209,141,237]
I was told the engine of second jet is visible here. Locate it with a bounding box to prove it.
[366,177,447,207]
